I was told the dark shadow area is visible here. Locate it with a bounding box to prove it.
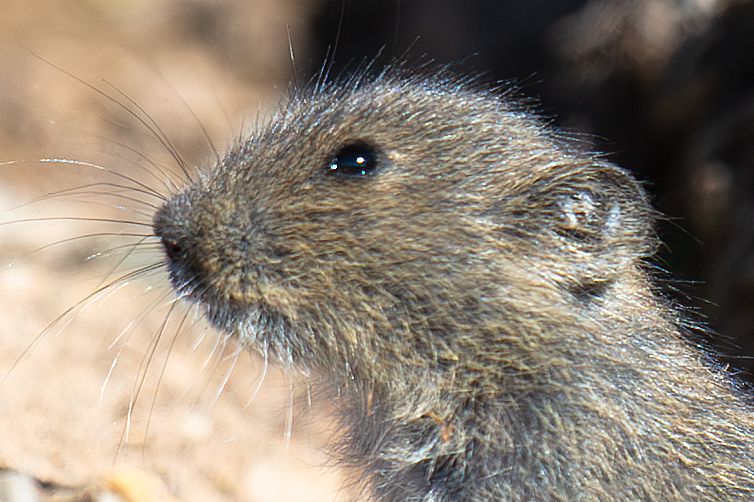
[308,0,754,378]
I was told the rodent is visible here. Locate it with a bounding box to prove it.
[152,67,754,501]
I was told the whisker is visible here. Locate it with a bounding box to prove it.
[107,290,175,351]
[0,233,153,281]
[0,216,154,228]
[90,236,160,294]
[143,302,188,450]
[116,295,181,461]
[95,133,179,191]
[100,346,124,404]
[188,311,212,353]
[326,0,348,85]
[287,24,298,84]
[23,184,162,212]
[30,55,192,183]
[38,158,166,200]
[0,261,165,389]
[152,77,222,166]
[206,340,242,409]
[0,233,154,279]
[102,81,192,182]
[100,300,163,404]
[179,323,229,406]
[244,341,269,408]
[90,236,158,258]
[306,377,312,411]
[0,158,166,203]
[284,374,294,451]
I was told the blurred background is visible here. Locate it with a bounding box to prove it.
[0,0,753,500]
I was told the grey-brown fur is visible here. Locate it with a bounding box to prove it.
[153,67,754,501]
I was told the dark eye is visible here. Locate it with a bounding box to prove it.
[328,141,380,176]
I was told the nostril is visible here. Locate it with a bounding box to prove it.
[161,235,184,262]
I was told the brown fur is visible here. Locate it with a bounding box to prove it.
[153,68,754,501]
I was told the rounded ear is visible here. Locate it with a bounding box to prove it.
[550,167,656,300]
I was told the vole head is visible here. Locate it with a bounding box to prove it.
[153,69,656,382]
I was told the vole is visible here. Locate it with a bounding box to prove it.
[153,67,754,501]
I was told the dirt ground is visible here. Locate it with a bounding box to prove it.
[0,1,351,501]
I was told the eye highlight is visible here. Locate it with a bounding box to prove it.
[328,141,380,177]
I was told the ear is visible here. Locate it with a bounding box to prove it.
[555,166,654,249]
[551,167,656,299]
